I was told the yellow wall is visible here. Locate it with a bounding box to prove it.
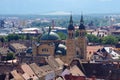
[38,44,55,56]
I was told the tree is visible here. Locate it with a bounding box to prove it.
[6,52,15,60]
[19,35,26,40]
[0,37,5,43]
[87,34,99,43]
[0,37,5,47]
[76,30,79,37]
[26,33,31,40]
[101,35,118,45]
[57,32,67,40]
[7,34,20,41]
[115,35,120,41]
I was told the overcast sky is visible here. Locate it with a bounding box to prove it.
[0,0,120,15]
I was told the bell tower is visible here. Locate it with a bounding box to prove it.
[77,14,87,60]
[66,15,76,63]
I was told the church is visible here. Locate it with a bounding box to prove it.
[32,14,87,63]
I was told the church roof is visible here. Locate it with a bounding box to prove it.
[68,15,75,30]
[79,15,85,30]
[79,24,85,30]
[56,44,66,55]
[40,31,61,40]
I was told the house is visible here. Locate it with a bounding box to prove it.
[0,47,9,61]
[92,47,120,61]
[46,56,63,75]
[29,63,56,80]
[40,65,55,80]
[37,56,64,80]
[61,65,85,80]
[9,43,27,53]
[11,70,24,80]
[21,63,39,80]
[115,42,120,51]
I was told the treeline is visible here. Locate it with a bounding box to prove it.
[0,34,41,42]
[0,33,119,45]
[57,32,120,45]
[87,34,120,45]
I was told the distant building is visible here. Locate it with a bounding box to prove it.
[113,23,120,30]
[0,20,5,28]
[21,27,43,34]
[0,47,10,61]
[45,26,67,34]
[9,43,27,53]
[92,47,120,61]
[111,30,120,36]
[115,42,120,51]
[87,29,108,37]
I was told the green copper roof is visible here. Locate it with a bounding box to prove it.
[40,32,61,40]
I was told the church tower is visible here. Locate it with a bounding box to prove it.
[77,14,87,60]
[66,15,76,63]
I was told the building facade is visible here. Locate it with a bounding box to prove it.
[32,14,87,63]
[66,14,87,63]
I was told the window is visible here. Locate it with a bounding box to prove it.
[42,48,48,52]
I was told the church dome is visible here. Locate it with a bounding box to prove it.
[40,32,61,40]
[56,44,66,55]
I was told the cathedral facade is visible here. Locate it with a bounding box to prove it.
[66,14,87,63]
[32,14,87,64]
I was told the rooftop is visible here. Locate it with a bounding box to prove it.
[10,43,27,50]
[40,32,61,40]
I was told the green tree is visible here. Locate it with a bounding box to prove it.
[57,32,67,40]
[102,35,118,45]
[7,34,20,41]
[19,35,26,40]
[6,52,15,60]
[76,30,79,37]
[26,34,31,40]
[0,37,5,42]
[87,34,99,43]
[115,35,120,41]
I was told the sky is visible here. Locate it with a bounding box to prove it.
[0,0,120,15]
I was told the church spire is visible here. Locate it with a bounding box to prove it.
[79,13,85,30]
[80,14,84,24]
[68,14,74,30]
[69,14,73,25]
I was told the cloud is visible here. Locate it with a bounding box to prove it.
[44,11,71,15]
